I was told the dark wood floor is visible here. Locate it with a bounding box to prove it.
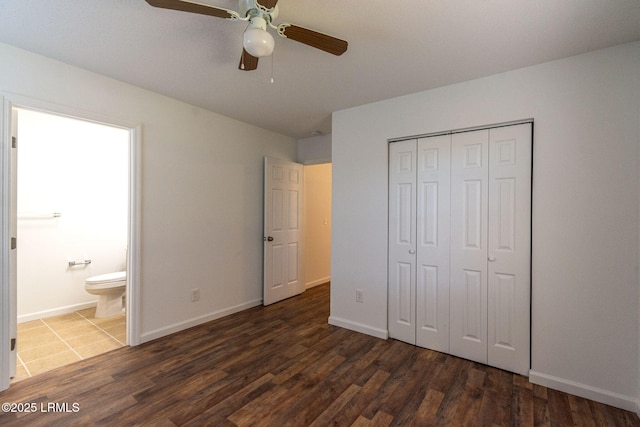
[1,283,638,426]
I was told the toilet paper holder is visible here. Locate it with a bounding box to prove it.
[68,259,92,267]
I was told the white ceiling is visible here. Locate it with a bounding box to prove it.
[0,1,639,139]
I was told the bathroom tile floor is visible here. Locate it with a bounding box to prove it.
[11,308,125,383]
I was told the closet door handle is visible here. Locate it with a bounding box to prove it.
[409,249,416,254]
[488,257,496,262]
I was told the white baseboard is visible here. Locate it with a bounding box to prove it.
[529,370,638,412]
[18,301,98,323]
[328,316,388,340]
[140,299,263,344]
[306,276,330,289]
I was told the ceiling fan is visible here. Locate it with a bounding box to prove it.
[145,0,348,71]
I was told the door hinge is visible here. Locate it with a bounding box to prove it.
[11,136,16,149]
[10,338,16,351]
[11,237,16,250]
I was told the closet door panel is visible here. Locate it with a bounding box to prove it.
[388,140,417,344]
[416,135,450,352]
[487,123,532,376]
[450,130,489,364]
[388,123,531,376]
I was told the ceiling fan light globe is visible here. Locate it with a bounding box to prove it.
[243,28,275,57]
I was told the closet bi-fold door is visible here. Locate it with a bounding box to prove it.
[389,123,531,376]
[486,124,531,376]
[449,124,531,376]
[449,130,490,364]
[388,139,418,345]
[415,135,450,352]
[388,136,451,352]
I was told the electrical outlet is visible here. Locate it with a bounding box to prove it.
[355,289,364,303]
[191,288,200,302]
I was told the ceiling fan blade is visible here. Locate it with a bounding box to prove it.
[145,0,236,19]
[256,0,279,9]
[239,49,259,71]
[279,24,348,56]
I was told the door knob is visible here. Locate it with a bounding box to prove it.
[488,257,496,262]
[264,236,274,242]
[409,249,416,254]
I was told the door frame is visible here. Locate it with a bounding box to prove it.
[0,94,142,391]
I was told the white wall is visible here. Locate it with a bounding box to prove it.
[17,109,128,321]
[303,163,331,288]
[298,133,331,164]
[0,43,297,342]
[331,41,640,410]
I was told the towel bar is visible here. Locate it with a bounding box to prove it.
[68,259,91,267]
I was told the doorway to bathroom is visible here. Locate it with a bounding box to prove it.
[7,106,137,383]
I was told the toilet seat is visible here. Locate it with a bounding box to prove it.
[86,271,126,284]
[85,271,126,290]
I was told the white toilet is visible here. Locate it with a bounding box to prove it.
[84,271,126,318]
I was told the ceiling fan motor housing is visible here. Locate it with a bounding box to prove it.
[239,0,278,20]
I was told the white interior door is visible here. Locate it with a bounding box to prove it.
[263,157,305,306]
[415,135,451,352]
[1,102,18,390]
[487,123,531,376]
[8,106,17,380]
[449,129,490,364]
[388,140,417,344]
